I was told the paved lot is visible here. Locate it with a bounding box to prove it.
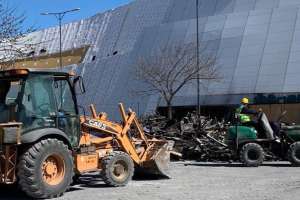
[1,161,300,200]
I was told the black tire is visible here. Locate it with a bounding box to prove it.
[17,138,73,199]
[71,174,81,185]
[101,151,134,187]
[240,143,264,167]
[288,142,300,166]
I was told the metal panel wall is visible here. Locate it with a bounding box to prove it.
[30,0,300,118]
[255,7,297,93]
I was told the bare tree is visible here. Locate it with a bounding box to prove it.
[136,44,219,120]
[0,0,35,69]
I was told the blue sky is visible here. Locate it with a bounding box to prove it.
[9,0,133,30]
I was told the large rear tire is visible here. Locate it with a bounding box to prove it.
[17,138,73,199]
[101,151,134,187]
[240,143,264,167]
[288,142,300,166]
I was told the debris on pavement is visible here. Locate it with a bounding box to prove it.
[141,112,233,161]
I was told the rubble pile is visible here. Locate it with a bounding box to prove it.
[141,112,233,161]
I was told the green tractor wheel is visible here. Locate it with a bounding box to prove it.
[240,143,264,167]
[288,142,300,166]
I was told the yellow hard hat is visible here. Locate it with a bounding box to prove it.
[241,97,249,104]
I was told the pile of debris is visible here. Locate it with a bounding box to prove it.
[141,112,233,161]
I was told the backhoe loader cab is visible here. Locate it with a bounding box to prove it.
[0,69,171,199]
[0,69,81,147]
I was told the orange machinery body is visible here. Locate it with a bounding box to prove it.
[74,103,168,174]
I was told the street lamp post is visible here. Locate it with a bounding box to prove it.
[41,8,80,70]
[196,0,201,128]
[41,8,80,106]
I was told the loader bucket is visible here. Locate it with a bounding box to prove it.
[138,141,174,178]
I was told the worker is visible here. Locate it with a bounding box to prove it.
[235,97,259,128]
[0,80,11,123]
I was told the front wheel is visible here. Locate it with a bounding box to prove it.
[17,138,74,199]
[240,143,264,167]
[288,142,300,166]
[101,151,134,187]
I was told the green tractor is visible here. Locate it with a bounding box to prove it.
[226,111,300,167]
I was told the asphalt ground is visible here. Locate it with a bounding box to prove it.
[1,161,300,200]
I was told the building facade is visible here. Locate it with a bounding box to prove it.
[28,0,300,121]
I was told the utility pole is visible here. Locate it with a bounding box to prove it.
[41,8,80,107]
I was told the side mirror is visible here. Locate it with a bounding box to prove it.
[73,76,86,94]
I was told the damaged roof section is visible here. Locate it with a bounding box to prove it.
[0,45,89,69]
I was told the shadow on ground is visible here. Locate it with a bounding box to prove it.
[73,174,108,188]
[0,185,32,200]
[0,174,104,200]
[133,173,170,181]
[0,172,170,199]
[184,162,292,168]
[0,184,85,200]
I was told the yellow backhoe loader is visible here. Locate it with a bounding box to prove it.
[0,69,171,199]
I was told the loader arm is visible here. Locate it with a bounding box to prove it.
[80,103,171,177]
[81,104,155,164]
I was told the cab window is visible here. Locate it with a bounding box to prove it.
[54,79,76,115]
[21,75,56,117]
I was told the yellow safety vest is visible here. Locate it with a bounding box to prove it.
[236,105,251,123]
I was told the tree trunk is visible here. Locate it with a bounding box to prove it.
[167,102,173,120]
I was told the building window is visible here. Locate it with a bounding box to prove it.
[40,48,47,54]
